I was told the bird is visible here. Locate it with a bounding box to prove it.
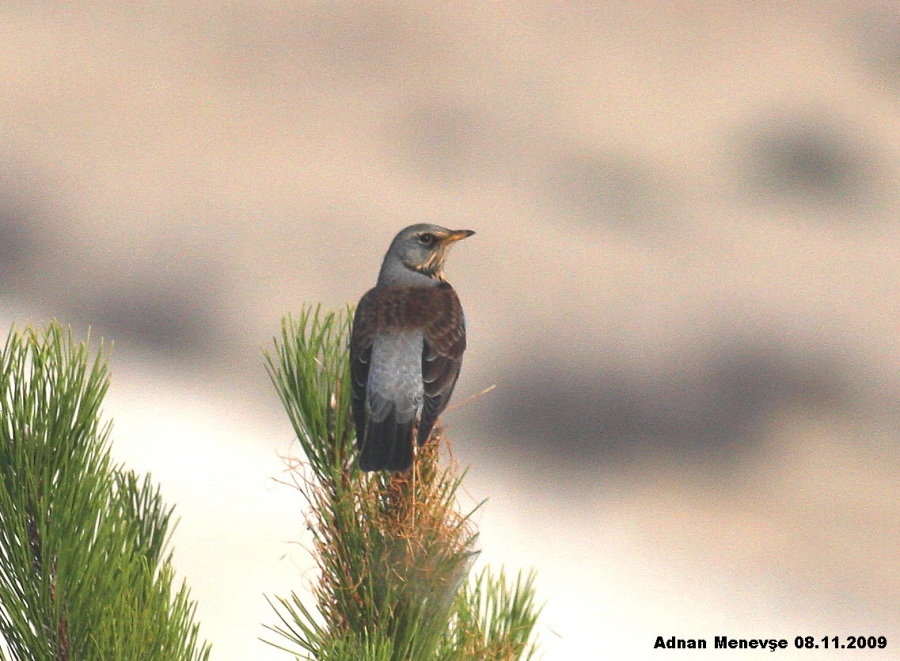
[350,223,473,472]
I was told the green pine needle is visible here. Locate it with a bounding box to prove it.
[0,322,210,661]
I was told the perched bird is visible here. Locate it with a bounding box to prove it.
[350,224,474,472]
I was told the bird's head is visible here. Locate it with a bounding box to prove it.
[378,223,475,284]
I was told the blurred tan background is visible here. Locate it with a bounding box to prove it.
[1,2,897,659]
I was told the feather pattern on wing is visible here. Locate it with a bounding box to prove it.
[350,283,466,470]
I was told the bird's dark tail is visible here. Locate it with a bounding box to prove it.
[359,407,415,472]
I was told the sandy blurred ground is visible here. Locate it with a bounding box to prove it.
[1,2,898,659]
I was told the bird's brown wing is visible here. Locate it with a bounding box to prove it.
[350,289,377,450]
[351,284,466,464]
[417,284,466,445]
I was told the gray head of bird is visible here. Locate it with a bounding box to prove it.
[377,223,474,286]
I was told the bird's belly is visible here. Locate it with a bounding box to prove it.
[367,330,424,422]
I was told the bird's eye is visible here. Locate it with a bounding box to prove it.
[417,233,436,246]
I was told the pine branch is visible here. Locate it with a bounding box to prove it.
[0,323,210,661]
[442,567,543,661]
[264,305,542,660]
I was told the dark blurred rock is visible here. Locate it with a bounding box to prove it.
[743,113,877,208]
[0,208,36,286]
[86,266,221,356]
[492,342,848,467]
[0,166,54,295]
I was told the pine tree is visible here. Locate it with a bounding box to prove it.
[264,305,542,660]
[0,323,210,661]
[0,311,542,660]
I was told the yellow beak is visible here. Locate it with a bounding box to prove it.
[443,229,475,243]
